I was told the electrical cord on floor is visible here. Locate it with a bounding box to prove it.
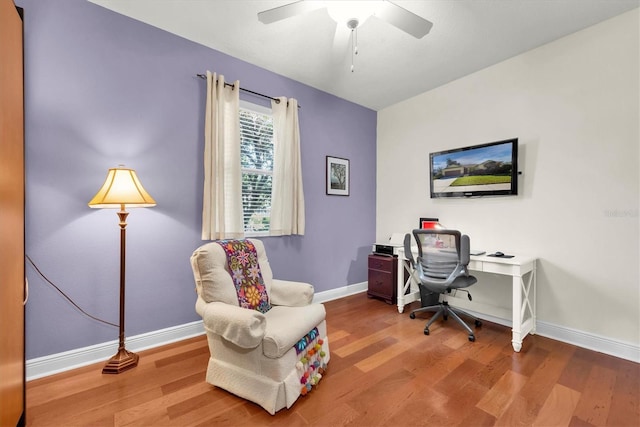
[25,254,118,328]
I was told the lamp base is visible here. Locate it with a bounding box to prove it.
[102,348,139,374]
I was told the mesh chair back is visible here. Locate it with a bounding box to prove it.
[412,229,474,291]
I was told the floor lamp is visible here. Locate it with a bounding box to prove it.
[89,166,156,374]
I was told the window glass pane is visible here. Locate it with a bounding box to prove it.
[239,104,273,234]
[242,172,272,232]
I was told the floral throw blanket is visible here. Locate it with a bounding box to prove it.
[216,239,271,314]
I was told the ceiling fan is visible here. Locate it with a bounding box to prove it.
[258,0,433,39]
[258,1,433,71]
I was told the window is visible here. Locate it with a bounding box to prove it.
[239,101,274,235]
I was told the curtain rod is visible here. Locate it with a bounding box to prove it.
[196,73,301,108]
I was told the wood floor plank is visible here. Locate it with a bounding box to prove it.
[332,323,400,358]
[166,392,247,426]
[518,340,575,404]
[383,385,449,426]
[354,339,410,373]
[459,405,497,427]
[569,415,597,427]
[437,375,493,426]
[406,343,468,386]
[300,402,359,426]
[606,360,640,427]
[293,365,368,423]
[434,358,484,395]
[327,329,349,342]
[493,394,538,427]
[533,383,581,427]
[472,350,514,390]
[113,381,212,426]
[345,367,416,426]
[572,365,616,426]
[25,293,640,427]
[558,349,594,393]
[476,369,529,418]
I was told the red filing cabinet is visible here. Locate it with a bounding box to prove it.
[367,254,398,304]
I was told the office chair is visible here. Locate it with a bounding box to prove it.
[404,229,482,342]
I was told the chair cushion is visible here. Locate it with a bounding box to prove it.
[262,304,326,358]
[216,239,271,313]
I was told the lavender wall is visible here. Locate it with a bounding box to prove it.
[19,0,376,359]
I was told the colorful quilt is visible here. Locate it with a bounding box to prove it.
[216,239,271,313]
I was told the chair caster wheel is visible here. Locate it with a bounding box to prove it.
[409,313,416,319]
[443,315,448,321]
[475,320,482,327]
[468,335,475,342]
[424,328,430,335]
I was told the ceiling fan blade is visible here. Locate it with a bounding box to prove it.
[258,1,324,24]
[375,1,433,39]
[331,23,352,65]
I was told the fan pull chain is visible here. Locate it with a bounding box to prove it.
[354,26,359,55]
[351,27,358,73]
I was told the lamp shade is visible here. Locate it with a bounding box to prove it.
[88,166,156,208]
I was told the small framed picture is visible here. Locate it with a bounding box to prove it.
[326,156,349,196]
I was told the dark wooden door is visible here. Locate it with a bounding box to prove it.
[0,0,25,425]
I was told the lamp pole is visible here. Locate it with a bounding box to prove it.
[101,206,138,374]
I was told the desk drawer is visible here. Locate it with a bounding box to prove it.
[368,254,397,304]
[368,269,394,299]
[482,262,517,276]
[368,255,394,272]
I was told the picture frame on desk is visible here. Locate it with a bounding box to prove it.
[326,156,349,196]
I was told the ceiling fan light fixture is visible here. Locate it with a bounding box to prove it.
[326,0,381,26]
[258,1,433,40]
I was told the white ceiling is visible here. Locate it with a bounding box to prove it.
[89,0,639,111]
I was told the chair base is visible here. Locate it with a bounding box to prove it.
[410,301,482,342]
[204,319,330,415]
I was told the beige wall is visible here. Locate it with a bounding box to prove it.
[377,9,639,349]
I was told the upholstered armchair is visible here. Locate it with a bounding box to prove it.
[190,239,330,414]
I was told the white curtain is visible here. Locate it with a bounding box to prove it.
[201,71,244,240]
[270,97,305,236]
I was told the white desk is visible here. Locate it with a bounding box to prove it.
[396,248,536,352]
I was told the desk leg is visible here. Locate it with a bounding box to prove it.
[397,258,408,313]
[511,274,523,352]
[511,268,536,352]
[396,257,420,313]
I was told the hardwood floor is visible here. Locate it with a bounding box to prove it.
[26,293,639,426]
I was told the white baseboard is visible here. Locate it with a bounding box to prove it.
[26,320,205,381]
[27,282,638,380]
[535,320,640,363]
[450,305,639,363]
[313,281,368,303]
[446,297,640,363]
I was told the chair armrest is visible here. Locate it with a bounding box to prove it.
[269,279,314,307]
[196,298,266,349]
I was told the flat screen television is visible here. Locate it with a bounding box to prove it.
[430,138,518,198]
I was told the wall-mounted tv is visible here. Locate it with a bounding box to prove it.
[430,138,518,198]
